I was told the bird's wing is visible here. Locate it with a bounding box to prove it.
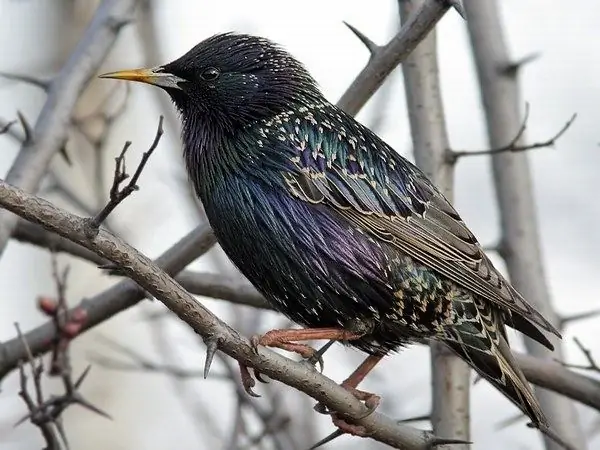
[273,108,560,338]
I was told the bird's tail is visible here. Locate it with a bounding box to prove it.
[442,297,548,429]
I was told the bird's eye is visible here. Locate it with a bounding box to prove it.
[201,67,220,81]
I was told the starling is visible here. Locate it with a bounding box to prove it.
[101,33,560,433]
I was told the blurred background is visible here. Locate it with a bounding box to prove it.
[0,0,598,449]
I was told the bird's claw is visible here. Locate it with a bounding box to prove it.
[238,362,261,398]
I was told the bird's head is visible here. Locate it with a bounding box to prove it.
[100,33,323,132]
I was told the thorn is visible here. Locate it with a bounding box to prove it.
[444,0,466,19]
[74,366,92,389]
[203,336,220,379]
[397,412,431,423]
[430,437,472,447]
[307,429,345,449]
[16,111,33,143]
[0,72,49,90]
[502,53,541,75]
[343,21,380,55]
[74,394,112,419]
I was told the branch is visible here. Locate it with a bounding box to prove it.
[398,0,469,447]
[0,183,451,450]
[0,0,139,258]
[5,209,600,421]
[337,0,457,115]
[463,1,587,448]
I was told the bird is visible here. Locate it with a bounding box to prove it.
[100,32,560,436]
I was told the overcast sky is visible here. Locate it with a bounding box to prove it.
[0,1,598,449]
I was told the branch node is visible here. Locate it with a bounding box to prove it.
[107,15,134,32]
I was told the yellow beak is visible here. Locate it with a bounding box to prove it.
[99,67,184,90]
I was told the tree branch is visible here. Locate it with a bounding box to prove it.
[0,0,140,257]
[399,1,470,447]
[463,1,587,448]
[0,180,452,450]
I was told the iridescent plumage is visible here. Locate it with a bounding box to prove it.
[102,32,560,430]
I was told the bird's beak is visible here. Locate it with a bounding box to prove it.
[99,67,184,90]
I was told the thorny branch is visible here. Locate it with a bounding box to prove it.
[563,338,600,374]
[15,257,109,450]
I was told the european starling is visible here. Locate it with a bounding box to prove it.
[101,33,560,433]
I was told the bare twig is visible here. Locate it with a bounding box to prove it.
[86,115,164,230]
[449,109,576,163]
[0,0,140,257]
[14,258,108,450]
[560,308,600,329]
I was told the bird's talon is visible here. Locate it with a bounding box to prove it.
[255,370,269,384]
[239,363,261,398]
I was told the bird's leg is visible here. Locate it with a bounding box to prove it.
[319,354,384,437]
[238,327,366,397]
[252,327,364,363]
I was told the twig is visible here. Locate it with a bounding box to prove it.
[14,257,108,450]
[85,115,164,231]
[449,110,576,163]
[0,0,140,258]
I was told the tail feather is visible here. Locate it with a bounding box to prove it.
[442,296,548,429]
[443,335,548,428]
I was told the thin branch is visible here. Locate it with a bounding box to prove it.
[0,176,452,450]
[449,110,576,163]
[337,0,457,115]
[86,116,164,230]
[0,0,140,258]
